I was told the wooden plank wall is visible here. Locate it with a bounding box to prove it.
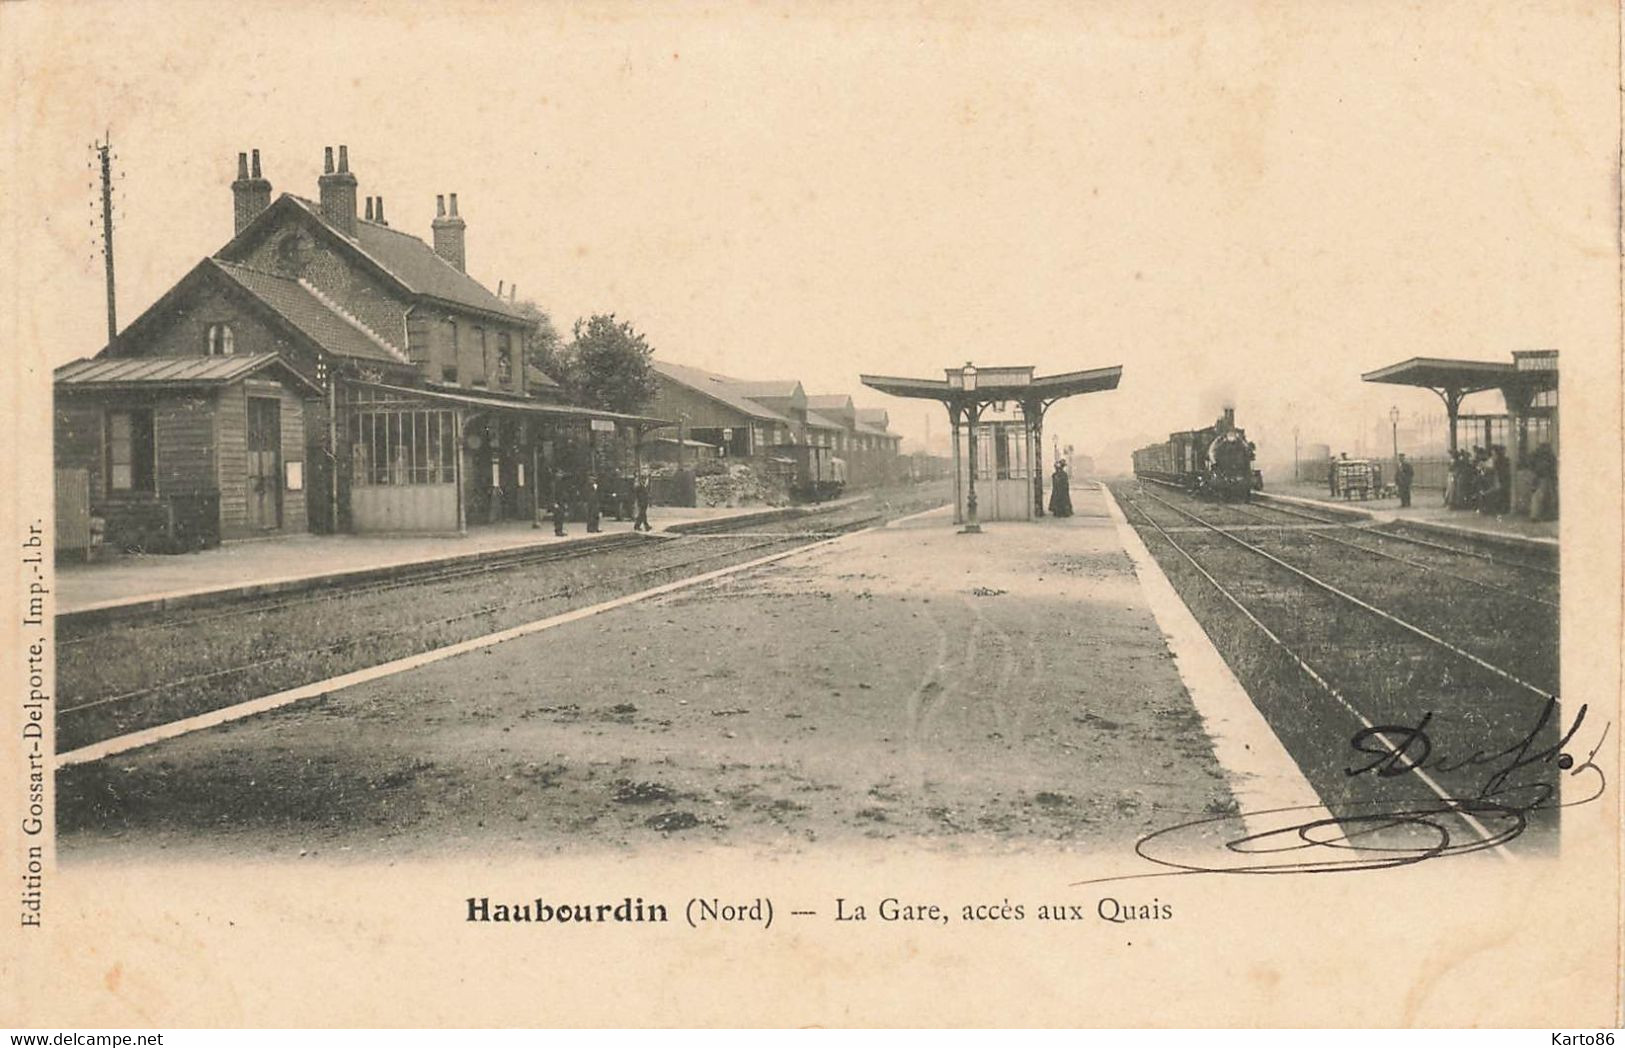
[216,384,249,536]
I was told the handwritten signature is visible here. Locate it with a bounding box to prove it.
[1075,698,1609,885]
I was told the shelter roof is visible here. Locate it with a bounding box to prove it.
[55,353,323,396]
[359,382,670,427]
[860,364,1122,402]
[1360,357,1519,393]
[804,410,846,431]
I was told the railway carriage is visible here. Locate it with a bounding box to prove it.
[1133,408,1262,501]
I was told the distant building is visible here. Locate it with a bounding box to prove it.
[648,362,902,487]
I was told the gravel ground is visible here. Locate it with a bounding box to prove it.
[58,486,1237,859]
[57,484,950,753]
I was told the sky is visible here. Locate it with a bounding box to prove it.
[2,1,1616,468]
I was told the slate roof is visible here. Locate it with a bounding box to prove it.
[210,260,409,365]
[805,394,854,413]
[282,196,529,322]
[651,359,792,424]
[854,420,897,439]
[729,380,802,400]
[804,410,846,431]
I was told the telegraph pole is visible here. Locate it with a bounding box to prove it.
[95,132,118,343]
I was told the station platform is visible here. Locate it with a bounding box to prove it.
[55,501,814,619]
[1260,481,1557,552]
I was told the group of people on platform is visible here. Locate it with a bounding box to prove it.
[547,470,652,537]
[1438,442,1557,521]
[1443,444,1510,515]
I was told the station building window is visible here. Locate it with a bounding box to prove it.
[441,320,459,384]
[106,408,155,493]
[350,408,458,486]
[496,331,513,387]
[206,322,234,356]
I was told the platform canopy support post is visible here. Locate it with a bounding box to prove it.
[950,403,964,525]
[962,401,982,534]
[1028,397,1046,518]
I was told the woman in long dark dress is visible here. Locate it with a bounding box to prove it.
[1048,461,1073,517]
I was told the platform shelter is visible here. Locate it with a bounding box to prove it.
[861,363,1122,530]
[1362,351,1558,514]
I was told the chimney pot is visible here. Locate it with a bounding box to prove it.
[375,197,385,224]
[231,149,272,234]
[365,197,374,221]
[431,190,467,272]
[318,146,358,236]
[324,146,334,174]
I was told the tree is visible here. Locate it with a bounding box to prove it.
[513,299,565,388]
[558,313,659,415]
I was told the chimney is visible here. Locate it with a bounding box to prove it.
[374,196,386,226]
[230,148,272,234]
[432,191,466,272]
[364,197,374,222]
[318,144,358,236]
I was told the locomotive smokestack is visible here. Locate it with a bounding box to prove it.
[1223,407,1235,429]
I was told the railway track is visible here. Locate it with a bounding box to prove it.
[1139,478,1557,605]
[1114,480,1564,854]
[57,497,913,754]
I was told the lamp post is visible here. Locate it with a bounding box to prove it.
[1293,425,1300,483]
[1389,405,1400,464]
[961,362,980,534]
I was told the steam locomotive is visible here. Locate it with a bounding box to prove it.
[1132,408,1263,501]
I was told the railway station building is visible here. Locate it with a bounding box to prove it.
[54,146,665,548]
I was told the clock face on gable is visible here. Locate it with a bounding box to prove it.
[272,230,311,277]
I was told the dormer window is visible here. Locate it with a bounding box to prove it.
[206,322,235,356]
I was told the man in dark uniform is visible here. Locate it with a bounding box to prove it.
[633,472,652,532]
[586,473,602,533]
[550,469,568,537]
[1395,453,1414,508]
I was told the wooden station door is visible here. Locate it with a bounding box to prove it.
[247,396,284,530]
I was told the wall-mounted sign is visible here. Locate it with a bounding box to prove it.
[590,419,616,433]
[285,461,304,491]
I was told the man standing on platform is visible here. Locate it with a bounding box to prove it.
[550,469,569,537]
[586,473,602,533]
[633,472,652,532]
[1395,453,1414,508]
